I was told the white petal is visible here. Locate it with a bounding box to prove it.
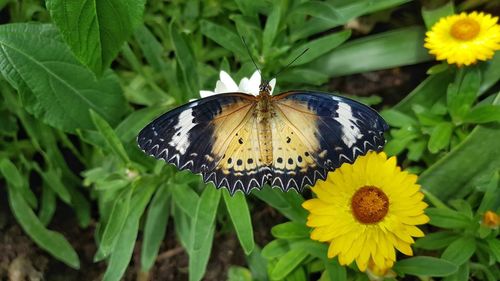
[238,77,255,95]
[246,70,261,95]
[199,90,215,98]
[215,70,239,93]
[269,78,277,95]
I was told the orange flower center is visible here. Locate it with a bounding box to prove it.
[450,18,480,41]
[351,186,389,224]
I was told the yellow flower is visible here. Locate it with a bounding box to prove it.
[302,151,429,272]
[424,12,500,66]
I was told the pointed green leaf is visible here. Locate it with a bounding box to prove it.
[140,184,171,271]
[94,187,133,261]
[271,222,310,239]
[463,104,500,124]
[191,187,221,252]
[426,208,472,229]
[223,190,255,255]
[428,122,453,153]
[90,109,130,164]
[395,256,458,277]
[270,248,308,280]
[441,236,476,265]
[7,184,79,269]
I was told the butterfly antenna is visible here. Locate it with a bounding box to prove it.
[241,37,262,77]
[275,48,309,78]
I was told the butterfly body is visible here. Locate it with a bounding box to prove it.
[138,84,388,194]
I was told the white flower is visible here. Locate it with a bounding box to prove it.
[199,70,276,98]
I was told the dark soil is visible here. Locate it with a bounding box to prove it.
[0,63,428,281]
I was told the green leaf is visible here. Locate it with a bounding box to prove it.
[477,172,499,213]
[252,188,307,222]
[7,184,79,268]
[171,184,200,218]
[270,248,309,280]
[94,187,133,261]
[441,236,476,265]
[0,157,23,187]
[420,113,500,199]
[307,26,431,77]
[170,23,199,97]
[133,25,168,73]
[90,109,130,164]
[46,0,146,75]
[223,190,255,255]
[480,53,500,95]
[428,122,453,153]
[325,258,346,281]
[200,20,246,59]
[426,208,472,229]
[191,187,221,252]
[395,257,458,277]
[486,238,500,263]
[102,179,156,281]
[38,185,56,226]
[414,231,460,250]
[115,105,170,143]
[39,168,72,205]
[262,239,290,259]
[421,2,455,29]
[271,222,310,239]
[394,71,454,114]
[140,184,171,271]
[290,0,411,41]
[246,247,268,281]
[0,23,128,132]
[227,266,253,281]
[381,109,417,128]
[262,0,285,54]
[0,158,37,208]
[447,67,481,123]
[189,223,215,281]
[283,30,351,66]
[463,104,500,124]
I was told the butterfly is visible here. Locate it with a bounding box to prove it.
[137,78,388,195]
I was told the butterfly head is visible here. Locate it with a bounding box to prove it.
[259,81,272,96]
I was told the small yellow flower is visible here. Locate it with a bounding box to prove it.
[302,151,429,272]
[424,12,500,66]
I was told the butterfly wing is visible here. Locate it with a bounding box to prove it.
[137,93,257,177]
[269,91,388,191]
[206,112,273,194]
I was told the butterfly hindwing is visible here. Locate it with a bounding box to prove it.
[208,113,273,193]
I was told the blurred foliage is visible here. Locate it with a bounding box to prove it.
[0,0,499,281]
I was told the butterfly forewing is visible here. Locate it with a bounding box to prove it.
[137,93,256,175]
[273,91,388,173]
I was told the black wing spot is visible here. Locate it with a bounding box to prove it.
[305,152,310,157]
[228,158,232,164]
[286,137,291,143]
[238,138,244,144]
[277,157,283,163]
[237,159,243,166]
[247,158,254,164]
[297,156,303,162]
[288,158,293,165]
